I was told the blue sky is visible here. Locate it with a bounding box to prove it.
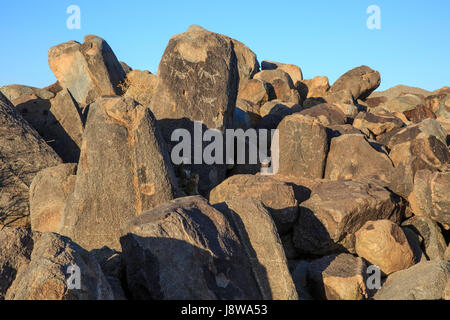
[1,0,449,91]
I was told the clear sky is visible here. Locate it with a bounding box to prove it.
[1,0,449,91]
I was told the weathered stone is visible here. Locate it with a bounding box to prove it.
[355,220,415,275]
[293,180,402,255]
[298,76,330,100]
[29,163,77,233]
[259,100,298,118]
[253,69,301,104]
[123,69,158,107]
[45,88,84,163]
[120,61,132,74]
[215,198,298,300]
[59,96,179,250]
[0,84,54,101]
[238,79,271,108]
[0,227,34,299]
[386,118,447,148]
[209,175,298,234]
[329,66,381,100]
[307,254,368,300]
[261,60,303,88]
[0,92,61,227]
[5,232,113,300]
[374,260,449,300]
[353,112,404,136]
[48,35,126,105]
[381,94,424,114]
[11,94,51,136]
[120,196,262,300]
[402,216,447,260]
[275,113,329,179]
[149,29,240,194]
[445,244,450,261]
[369,85,430,101]
[403,104,436,123]
[299,103,346,126]
[402,227,426,263]
[325,134,394,185]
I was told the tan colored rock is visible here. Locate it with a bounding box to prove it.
[215,198,298,300]
[254,69,301,104]
[329,66,381,100]
[325,134,394,185]
[29,163,77,233]
[59,96,179,250]
[48,35,126,105]
[238,79,271,108]
[261,60,303,87]
[369,85,430,101]
[308,254,368,300]
[5,232,114,300]
[0,84,54,101]
[209,174,298,234]
[299,103,346,126]
[355,220,415,275]
[275,113,329,179]
[293,180,402,255]
[11,93,51,136]
[123,69,158,107]
[353,112,404,136]
[298,76,330,99]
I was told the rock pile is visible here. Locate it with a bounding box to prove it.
[0,25,448,300]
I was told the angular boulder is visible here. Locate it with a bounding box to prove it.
[293,180,402,255]
[307,254,368,300]
[48,35,126,105]
[329,66,381,100]
[59,96,178,250]
[29,163,77,233]
[209,175,298,234]
[120,196,262,300]
[123,69,158,107]
[215,198,298,300]
[355,220,415,275]
[275,113,329,179]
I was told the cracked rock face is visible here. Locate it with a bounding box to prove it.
[59,96,179,250]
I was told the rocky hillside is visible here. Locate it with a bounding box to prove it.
[0,25,449,300]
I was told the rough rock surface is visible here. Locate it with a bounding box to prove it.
[59,96,178,250]
[5,232,113,300]
[293,180,402,255]
[215,198,298,300]
[329,66,381,100]
[275,113,329,179]
[30,163,77,233]
[123,69,158,107]
[374,260,450,300]
[209,175,298,234]
[120,196,262,300]
[307,254,368,300]
[355,220,415,275]
[0,92,61,227]
[48,35,125,105]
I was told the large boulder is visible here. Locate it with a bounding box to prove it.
[299,103,346,126]
[0,84,54,101]
[5,231,114,300]
[324,134,394,185]
[149,28,240,195]
[123,69,158,107]
[253,69,301,104]
[120,196,263,300]
[352,112,404,137]
[292,180,402,255]
[215,198,298,300]
[209,175,298,234]
[237,79,271,108]
[10,93,51,136]
[374,260,450,300]
[298,76,330,100]
[59,96,179,250]
[29,163,77,233]
[409,169,450,229]
[307,254,368,300]
[48,35,126,105]
[45,88,84,163]
[402,216,447,261]
[355,220,415,275]
[0,227,34,299]
[275,113,329,179]
[261,60,303,88]
[0,92,61,227]
[329,66,381,101]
